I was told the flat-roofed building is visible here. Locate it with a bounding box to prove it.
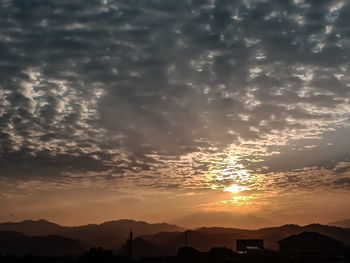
[236,239,264,254]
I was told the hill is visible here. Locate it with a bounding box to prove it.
[138,223,350,256]
[0,219,184,250]
[0,231,87,256]
[2,220,350,257]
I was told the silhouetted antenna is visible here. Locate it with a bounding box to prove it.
[184,230,189,247]
[128,230,133,259]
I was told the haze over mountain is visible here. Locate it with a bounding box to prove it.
[328,218,350,228]
[172,212,277,229]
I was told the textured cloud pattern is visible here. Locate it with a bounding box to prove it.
[0,0,350,191]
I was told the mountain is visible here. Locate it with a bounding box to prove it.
[199,223,350,250]
[138,223,350,256]
[0,219,62,236]
[172,212,277,229]
[2,219,349,257]
[0,231,26,239]
[140,230,242,255]
[0,219,184,250]
[329,218,350,228]
[0,231,88,256]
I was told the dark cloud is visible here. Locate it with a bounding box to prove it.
[333,177,350,189]
[0,0,349,190]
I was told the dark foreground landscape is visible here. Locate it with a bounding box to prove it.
[0,246,349,263]
[0,219,350,263]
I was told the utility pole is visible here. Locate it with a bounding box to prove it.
[128,230,133,260]
[184,230,189,247]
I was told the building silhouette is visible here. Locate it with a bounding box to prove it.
[236,239,264,254]
[278,232,343,256]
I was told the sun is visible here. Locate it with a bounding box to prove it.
[223,184,249,193]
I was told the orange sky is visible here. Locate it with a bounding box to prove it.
[0,0,350,228]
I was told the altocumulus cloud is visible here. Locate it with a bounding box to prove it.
[0,0,349,191]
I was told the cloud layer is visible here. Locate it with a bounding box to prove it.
[0,0,350,194]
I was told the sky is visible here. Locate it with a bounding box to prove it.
[0,0,350,228]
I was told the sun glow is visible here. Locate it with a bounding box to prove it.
[220,195,254,206]
[224,184,249,193]
[206,152,252,183]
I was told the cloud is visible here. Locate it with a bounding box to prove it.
[0,0,349,193]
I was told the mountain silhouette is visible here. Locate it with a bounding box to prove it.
[0,219,184,250]
[0,219,62,235]
[1,219,350,257]
[328,218,350,228]
[140,230,243,255]
[138,223,350,255]
[0,231,87,256]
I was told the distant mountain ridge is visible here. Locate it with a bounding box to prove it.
[137,223,350,255]
[328,218,350,228]
[0,219,184,250]
[1,219,350,257]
